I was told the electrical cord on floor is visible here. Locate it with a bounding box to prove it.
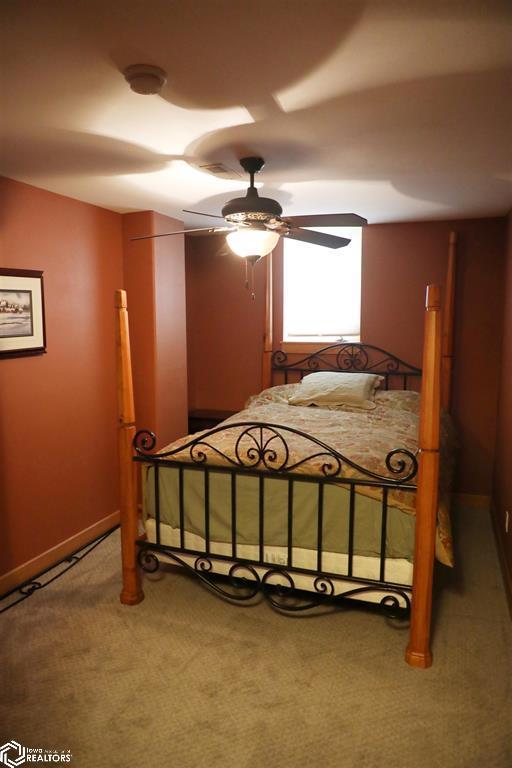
[0,525,119,614]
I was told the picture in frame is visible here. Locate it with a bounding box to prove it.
[0,268,46,359]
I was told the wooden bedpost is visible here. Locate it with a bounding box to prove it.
[115,289,144,605]
[405,284,442,668]
[441,232,457,412]
[262,250,273,390]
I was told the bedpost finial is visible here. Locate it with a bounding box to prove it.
[426,284,441,311]
[115,289,127,309]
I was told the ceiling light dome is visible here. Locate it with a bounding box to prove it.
[226,229,280,258]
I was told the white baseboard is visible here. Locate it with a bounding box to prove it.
[0,511,119,597]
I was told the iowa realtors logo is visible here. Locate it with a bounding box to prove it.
[0,743,25,768]
[0,743,72,766]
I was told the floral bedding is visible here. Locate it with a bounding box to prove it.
[161,386,455,565]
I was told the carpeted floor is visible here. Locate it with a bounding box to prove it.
[1,506,511,768]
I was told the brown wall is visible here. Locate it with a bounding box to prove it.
[186,218,507,494]
[123,211,188,447]
[122,211,157,435]
[0,177,123,575]
[153,212,188,446]
[492,211,512,598]
[186,236,267,412]
[0,184,188,579]
[363,219,506,495]
[1,176,505,581]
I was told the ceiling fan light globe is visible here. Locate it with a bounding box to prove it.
[226,229,280,258]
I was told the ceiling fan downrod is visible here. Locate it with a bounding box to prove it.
[239,156,265,190]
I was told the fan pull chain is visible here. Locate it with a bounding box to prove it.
[250,262,255,300]
[243,257,256,299]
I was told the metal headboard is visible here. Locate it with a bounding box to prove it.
[271,343,422,390]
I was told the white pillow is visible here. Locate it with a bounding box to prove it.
[288,371,384,410]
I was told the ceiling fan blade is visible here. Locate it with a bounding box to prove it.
[284,213,367,228]
[286,228,351,249]
[188,227,234,237]
[183,209,224,220]
[131,227,232,241]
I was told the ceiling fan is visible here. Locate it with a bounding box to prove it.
[132,156,367,258]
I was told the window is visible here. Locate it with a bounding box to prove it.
[283,227,362,342]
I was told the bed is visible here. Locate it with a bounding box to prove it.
[116,233,457,668]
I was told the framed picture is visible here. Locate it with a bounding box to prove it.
[0,268,46,359]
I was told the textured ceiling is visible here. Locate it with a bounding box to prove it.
[1,0,511,228]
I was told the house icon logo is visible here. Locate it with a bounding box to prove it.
[0,742,26,768]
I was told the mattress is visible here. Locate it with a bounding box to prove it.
[142,464,415,609]
[140,388,454,605]
[143,387,454,566]
[142,466,416,562]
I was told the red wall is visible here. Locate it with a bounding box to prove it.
[493,211,512,596]
[122,211,157,434]
[0,177,124,575]
[186,236,267,411]
[363,219,506,495]
[186,217,507,494]
[0,183,188,579]
[123,211,188,447]
[1,176,506,580]
[153,212,188,445]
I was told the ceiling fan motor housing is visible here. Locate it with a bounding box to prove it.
[222,187,283,225]
[221,156,283,225]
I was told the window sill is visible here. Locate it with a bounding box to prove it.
[280,338,360,353]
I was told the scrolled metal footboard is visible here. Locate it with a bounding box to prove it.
[134,421,418,484]
[133,421,416,620]
[136,543,411,618]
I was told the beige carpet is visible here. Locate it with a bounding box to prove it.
[1,507,511,768]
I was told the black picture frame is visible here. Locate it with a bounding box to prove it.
[0,268,47,359]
